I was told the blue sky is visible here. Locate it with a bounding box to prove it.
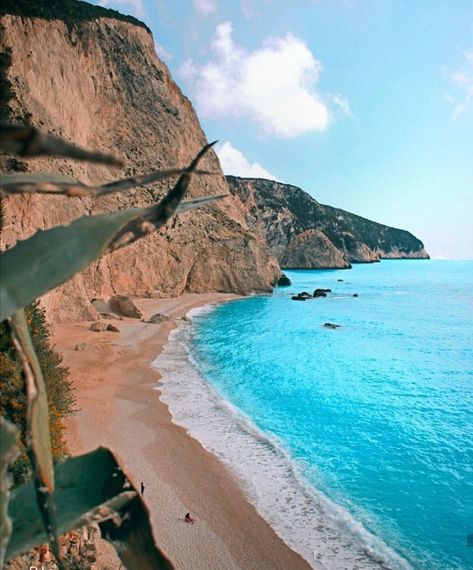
[94,0,472,258]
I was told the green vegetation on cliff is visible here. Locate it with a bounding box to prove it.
[0,0,151,33]
[0,303,75,485]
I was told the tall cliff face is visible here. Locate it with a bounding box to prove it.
[0,7,279,321]
[227,176,429,269]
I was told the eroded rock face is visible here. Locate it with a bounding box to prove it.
[227,176,429,269]
[0,8,279,322]
[280,229,350,269]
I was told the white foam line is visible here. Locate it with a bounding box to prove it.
[152,318,412,570]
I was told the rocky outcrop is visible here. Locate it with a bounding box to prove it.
[227,176,429,269]
[0,3,279,322]
[280,229,350,269]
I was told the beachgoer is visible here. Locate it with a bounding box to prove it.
[140,482,145,496]
[185,512,195,524]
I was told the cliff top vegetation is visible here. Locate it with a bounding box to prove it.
[0,0,151,33]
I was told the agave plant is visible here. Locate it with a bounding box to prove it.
[0,125,225,569]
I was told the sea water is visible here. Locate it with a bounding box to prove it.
[154,260,473,569]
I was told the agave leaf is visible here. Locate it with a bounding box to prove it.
[109,141,217,251]
[8,310,62,564]
[0,209,142,322]
[0,143,220,321]
[0,125,123,167]
[0,417,19,568]
[6,448,174,569]
[0,169,216,197]
[8,311,55,492]
[176,194,228,214]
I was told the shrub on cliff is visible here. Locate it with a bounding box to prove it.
[0,303,74,486]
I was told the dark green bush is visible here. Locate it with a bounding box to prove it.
[0,302,75,485]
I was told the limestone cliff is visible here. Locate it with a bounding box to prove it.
[0,3,279,322]
[227,176,429,269]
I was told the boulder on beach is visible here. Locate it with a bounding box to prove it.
[90,321,108,332]
[109,295,142,319]
[91,298,110,313]
[277,274,292,287]
[74,343,100,351]
[147,313,171,324]
[106,324,120,333]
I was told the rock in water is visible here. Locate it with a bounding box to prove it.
[324,323,341,329]
[313,289,328,298]
[109,296,142,319]
[277,274,292,286]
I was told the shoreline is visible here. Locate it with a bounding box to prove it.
[54,293,312,570]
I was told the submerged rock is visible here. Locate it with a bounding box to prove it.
[324,323,341,329]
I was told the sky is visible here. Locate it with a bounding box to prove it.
[93,0,473,259]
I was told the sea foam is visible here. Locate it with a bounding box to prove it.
[152,310,411,570]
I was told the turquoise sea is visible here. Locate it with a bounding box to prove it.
[155,260,473,569]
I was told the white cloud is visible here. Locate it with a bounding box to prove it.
[180,21,336,138]
[216,142,277,180]
[155,42,173,61]
[193,0,218,15]
[445,49,473,120]
[330,93,352,116]
[99,0,145,18]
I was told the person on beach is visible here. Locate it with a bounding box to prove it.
[185,512,195,524]
[140,482,145,496]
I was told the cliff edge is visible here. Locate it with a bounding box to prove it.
[0,3,279,321]
[227,176,429,269]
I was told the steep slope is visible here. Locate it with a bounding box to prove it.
[0,3,279,322]
[227,176,429,269]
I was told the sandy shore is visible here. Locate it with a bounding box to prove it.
[53,293,312,570]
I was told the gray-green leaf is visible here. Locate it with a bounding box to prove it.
[6,447,173,569]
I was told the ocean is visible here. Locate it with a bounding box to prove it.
[154,260,473,570]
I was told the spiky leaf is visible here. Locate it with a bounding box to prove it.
[0,125,123,166]
[0,416,19,568]
[0,143,222,321]
[0,169,215,197]
[6,448,173,569]
[8,310,54,492]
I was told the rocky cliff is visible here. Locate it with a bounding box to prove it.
[0,2,279,322]
[227,176,429,269]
